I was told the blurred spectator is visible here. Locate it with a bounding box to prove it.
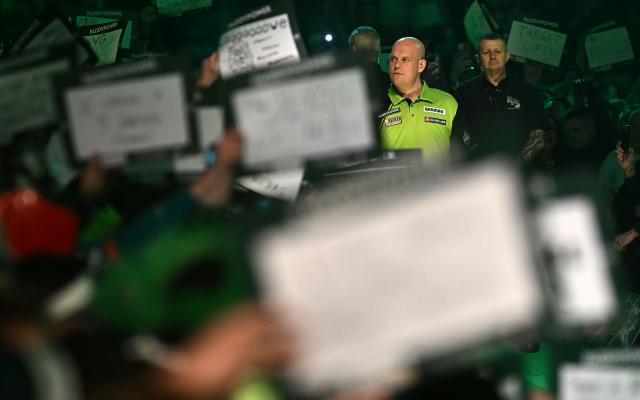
[555,107,613,171]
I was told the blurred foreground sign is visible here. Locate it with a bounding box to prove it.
[57,57,193,163]
[226,52,377,170]
[0,48,74,143]
[254,161,543,393]
[560,365,640,400]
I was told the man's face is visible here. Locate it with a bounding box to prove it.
[389,40,426,90]
[478,39,510,74]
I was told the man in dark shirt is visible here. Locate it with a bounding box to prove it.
[453,33,546,161]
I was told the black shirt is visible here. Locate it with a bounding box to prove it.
[453,75,546,158]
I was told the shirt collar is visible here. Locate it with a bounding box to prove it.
[388,81,435,105]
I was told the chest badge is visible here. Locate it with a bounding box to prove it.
[384,116,403,126]
[506,96,521,110]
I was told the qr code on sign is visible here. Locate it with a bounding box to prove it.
[225,41,254,74]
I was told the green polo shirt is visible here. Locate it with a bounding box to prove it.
[379,82,458,160]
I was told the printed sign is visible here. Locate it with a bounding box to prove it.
[77,21,124,66]
[507,20,566,67]
[585,26,634,69]
[0,49,74,143]
[219,1,304,78]
[77,15,133,49]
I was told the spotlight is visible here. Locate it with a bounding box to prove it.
[324,33,333,42]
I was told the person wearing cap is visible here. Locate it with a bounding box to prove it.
[379,37,458,162]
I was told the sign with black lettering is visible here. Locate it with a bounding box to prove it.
[55,56,194,164]
[0,46,75,143]
[76,13,134,49]
[77,20,125,66]
[585,26,634,70]
[507,20,566,67]
[4,6,97,67]
[219,1,306,78]
[221,52,379,170]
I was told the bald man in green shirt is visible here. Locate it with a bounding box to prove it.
[380,37,458,162]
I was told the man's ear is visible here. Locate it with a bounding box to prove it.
[418,58,427,73]
[506,51,511,63]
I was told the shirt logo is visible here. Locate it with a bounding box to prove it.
[423,106,446,115]
[378,107,401,119]
[506,96,521,110]
[425,117,446,125]
[384,116,402,126]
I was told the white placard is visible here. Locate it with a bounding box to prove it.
[77,16,133,49]
[65,74,189,160]
[535,197,616,327]
[173,106,224,173]
[585,27,634,69]
[156,0,212,16]
[196,106,225,148]
[464,1,492,48]
[507,20,566,67]
[254,162,543,392]
[236,168,304,202]
[0,59,71,143]
[80,22,123,66]
[559,364,640,400]
[219,13,300,78]
[233,68,374,168]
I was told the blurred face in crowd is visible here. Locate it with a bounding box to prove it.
[478,38,510,75]
[389,38,426,92]
[563,116,596,149]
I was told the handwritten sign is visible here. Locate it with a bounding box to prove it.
[232,58,374,169]
[585,26,634,69]
[219,13,300,78]
[77,15,133,49]
[507,20,566,67]
[155,0,212,16]
[535,197,617,328]
[64,74,189,161]
[559,365,640,400]
[254,162,542,393]
[78,21,124,66]
[464,1,492,48]
[0,53,72,143]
